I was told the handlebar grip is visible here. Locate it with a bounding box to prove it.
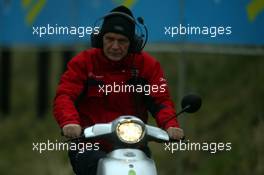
[169,136,186,143]
[65,135,85,142]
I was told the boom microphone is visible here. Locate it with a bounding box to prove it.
[137,17,144,24]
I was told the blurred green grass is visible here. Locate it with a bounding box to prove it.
[0,49,263,175]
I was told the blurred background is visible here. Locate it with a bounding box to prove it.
[0,0,263,175]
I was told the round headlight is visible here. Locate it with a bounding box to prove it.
[116,121,144,144]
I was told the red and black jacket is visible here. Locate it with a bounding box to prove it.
[53,48,179,148]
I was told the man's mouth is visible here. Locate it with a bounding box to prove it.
[109,52,122,57]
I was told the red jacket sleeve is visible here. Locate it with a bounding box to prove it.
[53,52,88,128]
[141,52,180,130]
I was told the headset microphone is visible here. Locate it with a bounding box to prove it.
[137,17,144,24]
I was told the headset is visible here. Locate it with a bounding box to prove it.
[91,11,148,53]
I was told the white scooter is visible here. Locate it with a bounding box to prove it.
[80,94,201,175]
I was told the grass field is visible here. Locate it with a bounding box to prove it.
[0,48,263,175]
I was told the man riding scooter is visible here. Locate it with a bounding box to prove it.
[53,5,184,175]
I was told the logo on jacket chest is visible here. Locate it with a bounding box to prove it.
[89,70,131,83]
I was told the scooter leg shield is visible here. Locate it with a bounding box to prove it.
[96,149,157,175]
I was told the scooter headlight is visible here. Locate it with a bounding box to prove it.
[116,121,144,144]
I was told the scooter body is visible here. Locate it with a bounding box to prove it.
[97,149,157,175]
[83,115,169,175]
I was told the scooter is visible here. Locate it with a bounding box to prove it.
[81,94,201,175]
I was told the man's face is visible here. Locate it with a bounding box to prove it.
[103,32,130,61]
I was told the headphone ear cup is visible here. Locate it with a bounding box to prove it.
[131,34,143,53]
[91,32,103,48]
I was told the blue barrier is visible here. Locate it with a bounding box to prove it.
[0,0,263,45]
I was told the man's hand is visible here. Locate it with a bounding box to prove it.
[166,127,184,140]
[62,124,82,138]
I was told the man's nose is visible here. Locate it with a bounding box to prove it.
[111,40,120,49]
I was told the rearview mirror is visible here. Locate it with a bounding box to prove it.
[181,94,202,113]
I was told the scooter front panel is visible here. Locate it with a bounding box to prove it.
[97,149,157,175]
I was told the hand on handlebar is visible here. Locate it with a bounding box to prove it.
[62,124,82,139]
[166,127,184,141]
